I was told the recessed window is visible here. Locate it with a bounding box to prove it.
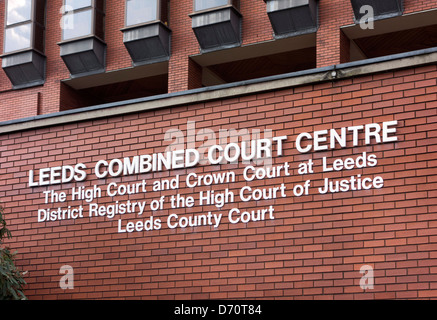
[65,0,92,10]
[126,0,158,26]
[61,0,105,41]
[4,23,32,53]
[58,0,106,77]
[4,0,45,54]
[2,0,46,88]
[122,0,171,65]
[63,9,93,40]
[6,0,32,25]
[194,0,229,12]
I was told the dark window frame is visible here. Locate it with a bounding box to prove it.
[61,0,105,42]
[3,0,46,55]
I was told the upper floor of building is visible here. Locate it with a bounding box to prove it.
[1,0,437,123]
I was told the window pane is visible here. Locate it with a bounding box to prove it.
[195,0,228,11]
[64,0,92,11]
[266,0,294,12]
[126,0,158,26]
[62,9,93,40]
[4,23,32,52]
[7,0,33,25]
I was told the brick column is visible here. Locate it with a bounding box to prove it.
[317,0,354,68]
[168,0,201,93]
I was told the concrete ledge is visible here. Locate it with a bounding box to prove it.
[1,47,437,134]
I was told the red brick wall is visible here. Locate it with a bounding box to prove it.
[316,0,354,68]
[0,92,40,122]
[105,0,132,72]
[1,63,436,300]
[240,0,273,46]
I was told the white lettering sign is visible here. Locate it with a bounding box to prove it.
[28,120,398,233]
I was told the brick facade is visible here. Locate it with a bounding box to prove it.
[1,62,436,299]
[1,0,437,301]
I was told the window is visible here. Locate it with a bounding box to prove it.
[65,0,92,10]
[3,0,45,54]
[122,0,171,65]
[61,0,105,41]
[58,0,106,76]
[191,0,241,52]
[195,0,228,11]
[4,23,32,53]
[264,0,318,38]
[7,0,32,25]
[126,0,158,26]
